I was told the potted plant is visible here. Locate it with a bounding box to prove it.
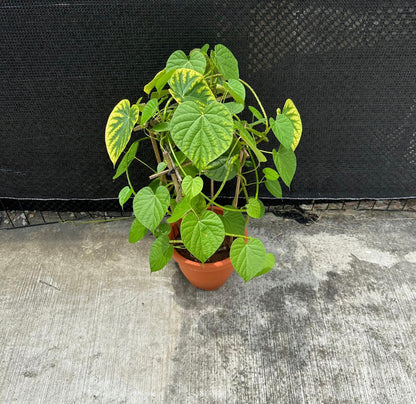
[105,44,302,290]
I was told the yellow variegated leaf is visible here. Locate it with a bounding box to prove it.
[105,100,139,166]
[168,68,215,106]
[278,99,302,150]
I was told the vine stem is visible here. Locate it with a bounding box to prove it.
[125,168,136,195]
[233,150,245,207]
[225,232,253,239]
[239,78,269,131]
[201,193,244,212]
[134,157,156,173]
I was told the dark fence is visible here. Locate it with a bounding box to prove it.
[1,1,415,210]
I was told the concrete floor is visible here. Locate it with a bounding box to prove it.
[0,210,415,404]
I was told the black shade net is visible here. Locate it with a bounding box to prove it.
[1,0,415,210]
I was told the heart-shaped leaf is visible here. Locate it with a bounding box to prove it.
[223,79,245,104]
[171,101,233,169]
[270,114,294,149]
[265,179,282,198]
[230,238,266,282]
[273,146,297,187]
[118,186,133,208]
[213,44,239,80]
[166,50,206,75]
[149,235,173,272]
[133,186,170,231]
[220,208,246,235]
[180,210,225,263]
[281,99,302,151]
[113,140,139,180]
[169,68,215,106]
[246,198,265,218]
[182,176,203,199]
[254,253,275,278]
[129,218,147,243]
[105,100,139,166]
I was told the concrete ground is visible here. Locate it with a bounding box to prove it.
[0,210,415,404]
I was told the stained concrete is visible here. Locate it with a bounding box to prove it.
[0,210,415,403]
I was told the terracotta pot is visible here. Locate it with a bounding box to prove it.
[169,206,246,291]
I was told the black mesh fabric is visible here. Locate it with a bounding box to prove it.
[1,0,415,209]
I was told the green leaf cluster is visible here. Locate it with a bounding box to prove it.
[104,44,303,280]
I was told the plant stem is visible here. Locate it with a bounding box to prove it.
[225,232,253,239]
[233,150,245,207]
[148,161,192,180]
[134,157,157,173]
[149,130,166,183]
[125,168,136,195]
[248,149,260,199]
[163,149,182,201]
[201,193,244,212]
[239,78,269,131]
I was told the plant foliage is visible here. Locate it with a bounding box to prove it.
[105,44,302,281]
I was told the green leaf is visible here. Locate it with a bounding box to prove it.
[129,218,147,243]
[154,222,171,237]
[157,162,167,172]
[262,167,279,181]
[141,99,159,127]
[182,176,203,199]
[246,198,265,218]
[170,100,233,169]
[230,238,266,282]
[205,154,239,182]
[153,122,170,132]
[182,164,199,178]
[200,44,209,53]
[166,50,206,75]
[181,210,225,263]
[113,140,139,180]
[254,253,275,278]
[118,186,133,208]
[265,179,282,198]
[149,235,173,272]
[220,208,246,235]
[105,100,139,166]
[169,68,215,106]
[155,69,175,93]
[224,102,244,115]
[133,186,170,231]
[144,69,165,94]
[281,99,302,151]
[213,44,239,80]
[234,121,267,163]
[149,178,162,192]
[223,79,245,104]
[270,114,294,149]
[190,193,207,215]
[273,146,297,187]
[249,106,263,120]
[167,198,192,223]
